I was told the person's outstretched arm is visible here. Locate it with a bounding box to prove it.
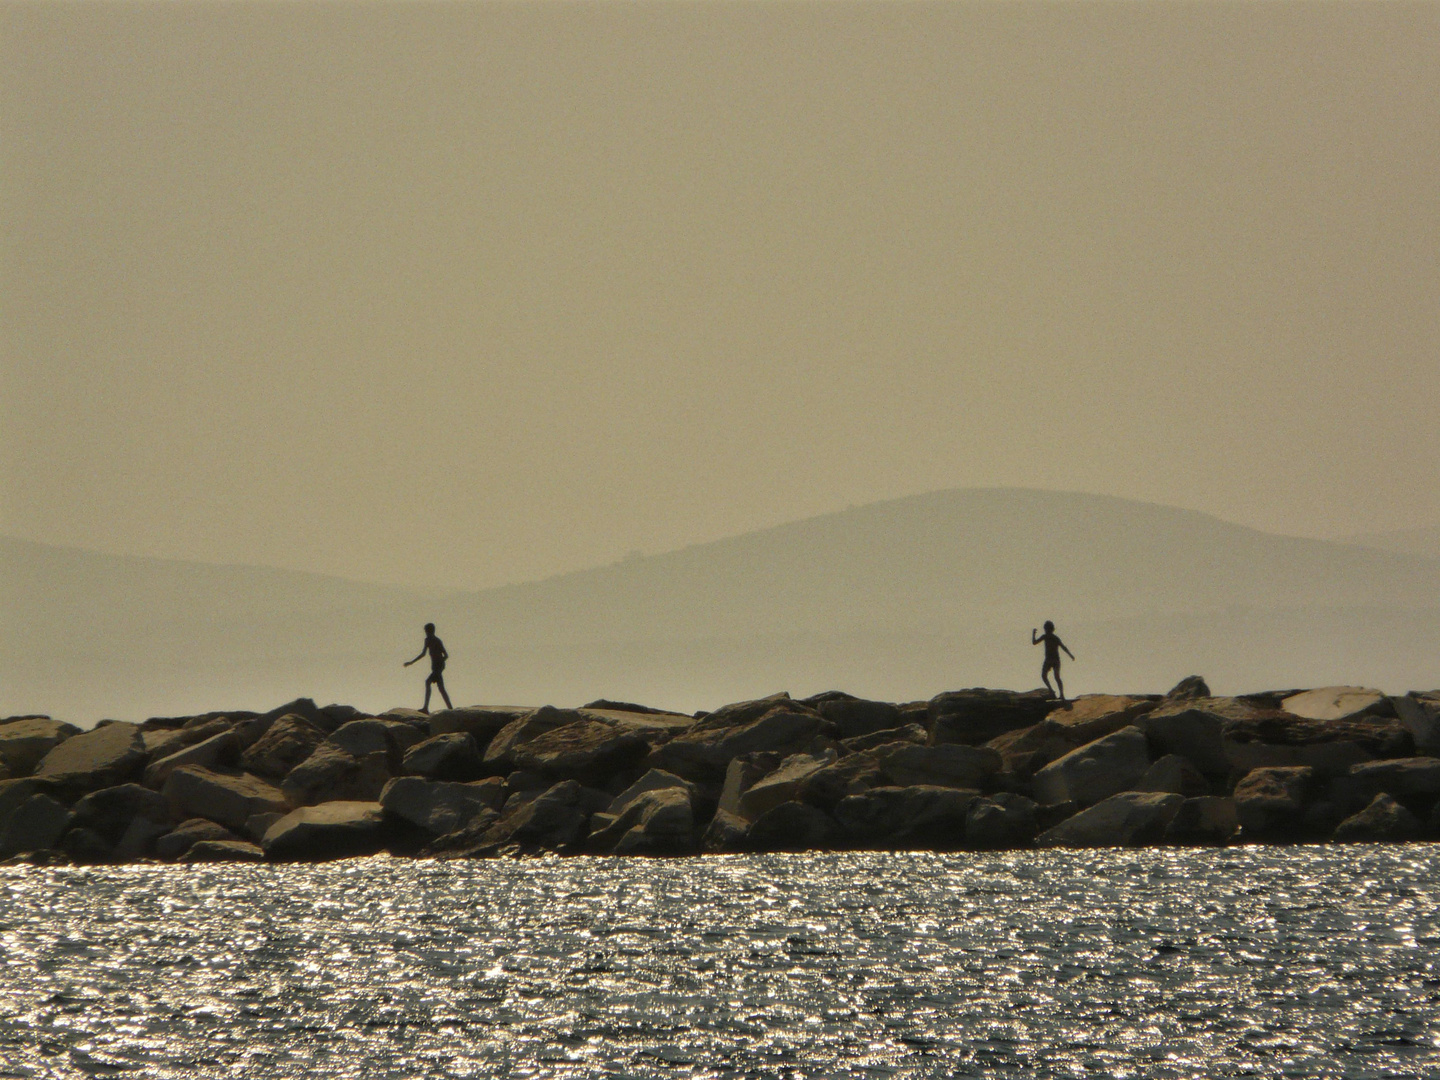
[404,646,426,667]
[1060,639,1075,660]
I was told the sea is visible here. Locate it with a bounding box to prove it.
[2,846,1438,1078]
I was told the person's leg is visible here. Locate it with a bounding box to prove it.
[423,674,434,713]
[1054,665,1065,702]
[1040,661,1055,695]
[435,673,452,710]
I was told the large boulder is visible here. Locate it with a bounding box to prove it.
[965,792,1039,850]
[737,751,837,822]
[1347,757,1440,809]
[443,780,606,856]
[608,769,699,817]
[1037,792,1185,848]
[1333,793,1419,842]
[0,717,81,776]
[281,745,392,806]
[833,785,978,849]
[589,787,695,855]
[1233,766,1315,839]
[163,766,289,832]
[797,752,886,811]
[984,721,1080,780]
[746,800,835,852]
[0,793,73,856]
[1163,796,1239,845]
[71,784,171,845]
[646,706,824,783]
[927,689,1058,746]
[843,723,927,753]
[1139,709,1229,776]
[1134,755,1209,797]
[182,840,266,863]
[1165,675,1211,701]
[874,743,1002,790]
[427,706,532,750]
[701,808,750,853]
[1223,738,1373,778]
[1282,687,1389,722]
[508,720,648,786]
[232,697,329,749]
[328,719,423,761]
[1393,693,1440,755]
[402,733,485,781]
[0,777,63,834]
[143,730,240,789]
[34,722,147,788]
[1031,727,1152,806]
[239,714,326,779]
[262,801,390,861]
[695,693,801,729]
[482,707,579,772]
[379,776,506,835]
[716,753,782,817]
[155,818,241,860]
[806,694,902,740]
[1046,695,1159,743]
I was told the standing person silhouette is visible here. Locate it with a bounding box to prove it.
[1032,620,1075,701]
[404,623,452,713]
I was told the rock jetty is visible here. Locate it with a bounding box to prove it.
[3,681,1439,864]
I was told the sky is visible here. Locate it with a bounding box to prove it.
[3,1,1438,592]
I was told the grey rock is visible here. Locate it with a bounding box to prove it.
[842,723,927,753]
[965,792,1039,850]
[1037,792,1185,848]
[35,722,146,788]
[647,706,824,782]
[694,693,800,730]
[509,720,648,785]
[928,688,1058,746]
[281,745,392,806]
[833,785,978,849]
[427,706,531,749]
[812,695,902,740]
[328,719,422,761]
[875,743,1002,790]
[0,793,73,856]
[1163,796,1239,845]
[1134,754,1209,797]
[590,787,695,855]
[0,716,81,776]
[114,814,171,859]
[380,776,506,835]
[1140,709,1228,775]
[737,751,837,822]
[1224,739,1373,777]
[717,754,782,817]
[182,839,266,863]
[1393,692,1440,755]
[71,783,171,843]
[263,801,389,861]
[1333,793,1419,842]
[1233,766,1315,838]
[1165,675,1211,700]
[1348,757,1440,803]
[797,752,885,810]
[1031,727,1152,806]
[701,808,750,853]
[747,800,835,852]
[60,826,114,863]
[231,697,328,749]
[163,766,289,832]
[239,714,326,779]
[154,818,244,860]
[143,730,240,789]
[482,707,580,772]
[1282,687,1389,722]
[244,812,286,844]
[608,769,698,817]
[402,733,484,781]
[450,779,599,855]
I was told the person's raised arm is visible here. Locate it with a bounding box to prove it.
[1032,628,1041,645]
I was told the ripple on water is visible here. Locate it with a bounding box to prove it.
[1,846,1439,1078]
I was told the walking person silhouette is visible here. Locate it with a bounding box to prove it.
[404,623,452,713]
[1032,620,1075,701]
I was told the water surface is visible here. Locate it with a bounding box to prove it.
[2,846,1438,1077]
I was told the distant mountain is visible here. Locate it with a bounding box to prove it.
[1341,524,1440,562]
[4,489,1439,724]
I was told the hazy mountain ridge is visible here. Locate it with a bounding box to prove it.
[3,489,1438,722]
[1341,523,1440,562]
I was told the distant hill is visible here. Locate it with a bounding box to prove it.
[4,489,1439,724]
[1341,523,1440,562]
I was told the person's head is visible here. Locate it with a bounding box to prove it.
[1043,620,1054,632]
[424,623,435,634]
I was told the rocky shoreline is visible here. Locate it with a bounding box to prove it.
[3,679,1439,865]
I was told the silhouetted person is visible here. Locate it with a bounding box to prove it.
[1032,620,1074,701]
[404,622,452,713]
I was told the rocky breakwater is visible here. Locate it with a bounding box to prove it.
[3,681,1439,864]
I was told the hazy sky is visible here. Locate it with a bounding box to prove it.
[3,1,1437,591]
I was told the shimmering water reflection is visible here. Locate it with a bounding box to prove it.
[2,847,1439,1078]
